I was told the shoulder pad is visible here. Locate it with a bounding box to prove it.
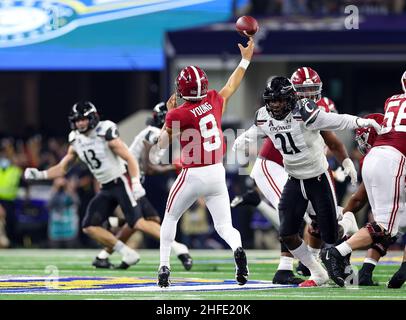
[96,120,119,140]
[295,98,320,124]
[68,131,76,144]
[254,106,268,126]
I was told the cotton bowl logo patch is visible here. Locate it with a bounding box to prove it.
[0,276,296,294]
[0,0,214,48]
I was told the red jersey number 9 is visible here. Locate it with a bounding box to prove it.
[199,114,221,152]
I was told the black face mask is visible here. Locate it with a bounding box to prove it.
[265,100,292,120]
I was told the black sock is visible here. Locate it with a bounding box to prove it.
[361,262,376,274]
[398,261,406,273]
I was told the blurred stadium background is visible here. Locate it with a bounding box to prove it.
[0,0,406,285]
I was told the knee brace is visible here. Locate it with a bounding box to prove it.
[366,222,395,256]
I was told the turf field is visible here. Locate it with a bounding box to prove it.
[0,249,405,300]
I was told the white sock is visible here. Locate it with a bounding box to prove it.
[308,246,321,260]
[171,241,189,256]
[364,258,377,265]
[214,223,242,252]
[277,256,294,271]
[290,241,325,277]
[97,249,111,259]
[159,216,178,269]
[336,241,353,257]
[257,201,280,228]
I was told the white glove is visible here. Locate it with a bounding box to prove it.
[333,167,346,182]
[232,133,253,152]
[24,168,47,180]
[356,118,381,133]
[131,178,146,200]
[342,158,357,186]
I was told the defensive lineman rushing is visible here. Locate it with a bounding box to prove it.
[322,71,406,287]
[156,37,255,287]
[232,68,359,286]
[24,101,164,267]
[235,76,381,286]
[93,102,193,270]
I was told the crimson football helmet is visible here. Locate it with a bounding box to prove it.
[176,66,208,101]
[355,113,384,155]
[291,67,323,102]
[401,70,406,93]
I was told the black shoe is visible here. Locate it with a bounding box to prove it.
[92,257,113,269]
[231,189,261,208]
[178,253,193,271]
[358,270,378,286]
[320,247,347,287]
[114,261,130,270]
[158,266,171,288]
[296,261,311,277]
[273,270,304,285]
[234,247,249,285]
[388,270,406,289]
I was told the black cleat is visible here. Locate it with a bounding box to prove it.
[388,270,406,289]
[296,261,311,277]
[358,264,378,286]
[157,266,171,288]
[320,247,347,287]
[178,253,193,271]
[92,257,114,269]
[234,247,249,285]
[273,270,304,285]
[231,189,261,208]
[115,262,130,270]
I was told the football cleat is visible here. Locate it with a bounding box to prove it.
[230,189,261,208]
[119,249,140,269]
[157,266,171,288]
[296,261,311,277]
[234,247,249,285]
[92,257,114,269]
[178,253,193,271]
[387,270,406,289]
[272,270,304,285]
[320,247,347,287]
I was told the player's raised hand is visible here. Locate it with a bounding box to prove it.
[166,93,177,111]
[238,37,254,61]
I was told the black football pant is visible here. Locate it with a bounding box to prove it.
[278,171,338,246]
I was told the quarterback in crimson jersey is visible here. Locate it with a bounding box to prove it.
[325,71,406,287]
[156,37,255,287]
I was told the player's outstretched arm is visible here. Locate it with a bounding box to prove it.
[219,37,254,114]
[299,98,382,132]
[158,93,177,150]
[24,146,77,181]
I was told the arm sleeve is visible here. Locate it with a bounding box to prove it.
[305,109,359,131]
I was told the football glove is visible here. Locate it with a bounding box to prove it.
[356,118,382,134]
[342,158,357,186]
[24,168,47,180]
[131,178,146,200]
[232,133,253,152]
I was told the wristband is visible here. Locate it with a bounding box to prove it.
[238,58,250,70]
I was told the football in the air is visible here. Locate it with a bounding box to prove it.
[235,15,259,37]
